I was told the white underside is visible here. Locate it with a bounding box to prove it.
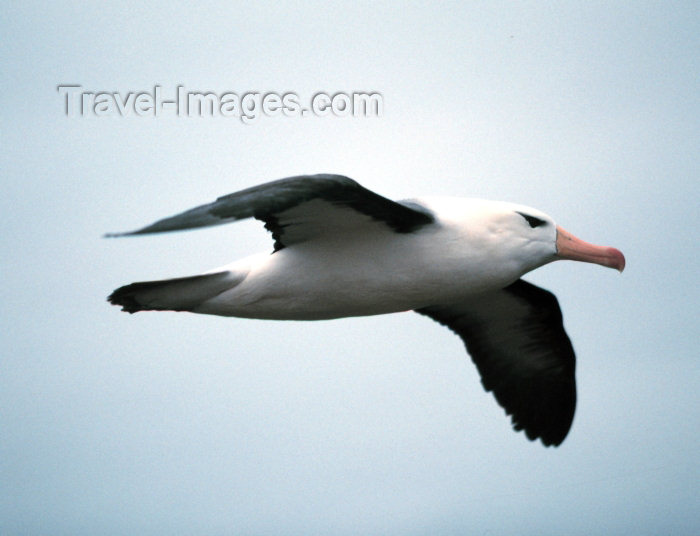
[193,199,557,320]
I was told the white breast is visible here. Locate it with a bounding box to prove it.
[195,199,539,320]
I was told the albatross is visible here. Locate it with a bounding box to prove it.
[107,174,625,446]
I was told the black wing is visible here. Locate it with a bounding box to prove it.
[106,174,434,251]
[416,279,576,447]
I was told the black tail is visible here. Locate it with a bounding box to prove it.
[108,271,242,313]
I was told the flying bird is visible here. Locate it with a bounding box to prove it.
[107,174,625,446]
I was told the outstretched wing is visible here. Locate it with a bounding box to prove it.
[416,279,576,447]
[106,174,434,251]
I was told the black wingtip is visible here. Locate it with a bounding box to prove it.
[535,432,566,448]
[103,230,141,238]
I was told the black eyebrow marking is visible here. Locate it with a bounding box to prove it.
[516,212,547,228]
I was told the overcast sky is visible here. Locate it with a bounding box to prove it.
[1,2,698,535]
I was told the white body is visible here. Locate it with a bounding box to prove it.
[196,198,557,319]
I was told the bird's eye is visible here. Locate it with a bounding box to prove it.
[516,212,546,228]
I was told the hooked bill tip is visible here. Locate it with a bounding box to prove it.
[607,247,626,272]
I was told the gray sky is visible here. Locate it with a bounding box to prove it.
[1,1,698,534]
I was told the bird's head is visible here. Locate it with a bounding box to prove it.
[412,197,625,283]
[495,204,626,274]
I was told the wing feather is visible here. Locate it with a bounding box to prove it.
[416,279,576,446]
[106,174,434,250]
